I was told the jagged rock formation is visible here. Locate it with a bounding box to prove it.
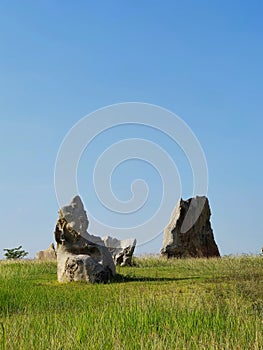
[54,196,116,283]
[57,195,136,267]
[35,243,56,260]
[59,195,89,237]
[102,236,136,266]
[161,196,220,258]
[59,195,105,245]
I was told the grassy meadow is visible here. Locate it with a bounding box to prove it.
[0,255,262,350]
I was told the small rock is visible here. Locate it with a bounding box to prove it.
[35,243,56,260]
[102,236,136,266]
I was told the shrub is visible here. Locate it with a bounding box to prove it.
[3,246,28,259]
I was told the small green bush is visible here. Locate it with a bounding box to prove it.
[3,246,28,260]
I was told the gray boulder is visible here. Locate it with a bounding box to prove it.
[161,196,220,258]
[102,236,136,266]
[54,196,116,283]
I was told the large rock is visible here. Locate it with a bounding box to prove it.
[35,243,56,260]
[102,236,136,266]
[161,196,220,258]
[54,196,116,283]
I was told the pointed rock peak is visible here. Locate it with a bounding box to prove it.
[59,195,89,236]
[70,195,85,209]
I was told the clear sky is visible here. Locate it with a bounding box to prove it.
[0,1,262,258]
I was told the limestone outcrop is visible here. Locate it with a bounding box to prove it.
[102,236,136,266]
[35,243,56,260]
[161,196,220,258]
[54,196,116,283]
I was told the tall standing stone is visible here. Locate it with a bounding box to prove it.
[161,196,220,258]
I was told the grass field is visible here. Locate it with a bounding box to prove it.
[0,255,262,350]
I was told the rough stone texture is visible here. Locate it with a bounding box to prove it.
[161,196,220,258]
[35,243,57,260]
[54,196,116,283]
[59,196,105,245]
[102,236,136,266]
[59,195,89,237]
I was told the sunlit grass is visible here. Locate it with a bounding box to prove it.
[0,256,262,349]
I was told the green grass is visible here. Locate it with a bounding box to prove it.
[0,256,262,349]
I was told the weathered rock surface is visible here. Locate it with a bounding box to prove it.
[59,195,105,245]
[35,243,57,260]
[161,196,220,258]
[59,195,89,237]
[54,196,116,283]
[102,236,136,266]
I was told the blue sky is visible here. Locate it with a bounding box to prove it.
[0,1,262,258]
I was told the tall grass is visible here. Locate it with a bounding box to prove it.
[0,256,262,349]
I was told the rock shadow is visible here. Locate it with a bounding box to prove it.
[113,274,200,283]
